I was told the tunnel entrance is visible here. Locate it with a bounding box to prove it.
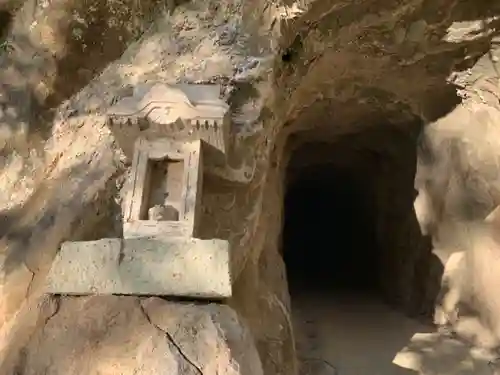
[283,163,381,294]
[281,126,436,375]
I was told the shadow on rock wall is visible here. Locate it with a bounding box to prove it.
[42,0,163,110]
[0,0,166,274]
[0,0,163,151]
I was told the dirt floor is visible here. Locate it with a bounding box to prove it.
[291,289,499,375]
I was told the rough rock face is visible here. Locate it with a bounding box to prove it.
[2,0,500,374]
[9,296,263,375]
[433,220,500,349]
[413,53,500,346]
[0,0,279,373]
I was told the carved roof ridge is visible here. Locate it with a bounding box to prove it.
[106,83,229,118]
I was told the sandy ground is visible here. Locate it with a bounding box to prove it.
[291,290,499,375]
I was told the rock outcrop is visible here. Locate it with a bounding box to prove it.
[1,0,500,373]
[9,296,263,375]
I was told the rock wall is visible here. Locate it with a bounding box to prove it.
[1,295,260,375]
[2,0,500,374]
[0,0,286,373]
[415,51,500,347]
[0,0,164,152]
[14,296,263,375]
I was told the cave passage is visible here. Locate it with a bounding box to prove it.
[283,163,381,295]
[281,136,437,375]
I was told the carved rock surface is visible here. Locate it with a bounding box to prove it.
[107,83,230,158]
[13,296,263,375]
[108,83,228,122]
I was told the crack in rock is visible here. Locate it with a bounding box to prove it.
[42,295,61,327]
[137,300,204,375]
[23,263,35,299]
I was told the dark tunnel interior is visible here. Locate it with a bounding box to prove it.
[282,163,382,295]
[0,10,12,44]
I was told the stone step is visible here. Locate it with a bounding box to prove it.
[123,220,191,239]
[45,237,232,299]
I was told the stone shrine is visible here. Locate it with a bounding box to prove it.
[45,84,232,299]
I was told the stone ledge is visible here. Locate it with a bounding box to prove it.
[45,237,232,299]
[123,221,191,239]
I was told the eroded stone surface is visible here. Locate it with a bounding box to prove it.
[9,296,263,375]
[433,218,500,349]
[0,1,274,374]
[393,332,497,375]
[46,237,232,298]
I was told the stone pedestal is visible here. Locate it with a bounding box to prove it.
[46,238,231,299]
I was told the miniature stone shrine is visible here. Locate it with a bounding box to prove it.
[45,84,232,300]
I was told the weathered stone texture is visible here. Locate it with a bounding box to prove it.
[9,296,263,375]
[432,213,500,349]
[123,138,204,238]
[107,83,230,159]
[3,0,500,375]
[0,0,274,373]
[393,332,497,374]
[46,238,232,298]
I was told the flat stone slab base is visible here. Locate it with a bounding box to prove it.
[45,237,231,299]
